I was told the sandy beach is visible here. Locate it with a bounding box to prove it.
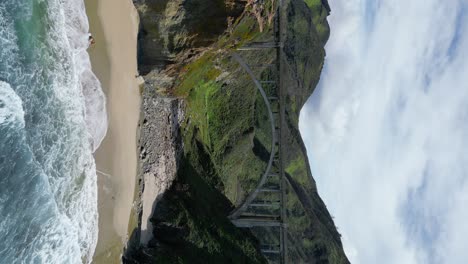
[84,0,140,263]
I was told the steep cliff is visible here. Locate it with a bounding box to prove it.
[125,0,349,263]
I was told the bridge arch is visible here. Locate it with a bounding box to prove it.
[229,53,278,219]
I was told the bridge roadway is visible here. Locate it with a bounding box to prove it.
[228,1,288,263]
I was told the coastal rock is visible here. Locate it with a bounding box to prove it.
[134,0,245,74]
[138,88,184,245]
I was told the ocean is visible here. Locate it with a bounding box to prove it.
[0,0,106,263]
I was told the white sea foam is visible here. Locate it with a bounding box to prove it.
[44,0,107,262]
[0,81,24,126]
[0,0,106,262]
[58,0,108,261]
[61,0,108,151]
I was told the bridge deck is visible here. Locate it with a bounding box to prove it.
[229,0,288,263]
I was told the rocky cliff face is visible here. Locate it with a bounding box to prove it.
[134,0,245,74]
[137,94,184,245]
[125,0,349,263]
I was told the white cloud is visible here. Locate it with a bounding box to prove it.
[300,0,468,263]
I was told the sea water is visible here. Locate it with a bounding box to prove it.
[0,0,106,263]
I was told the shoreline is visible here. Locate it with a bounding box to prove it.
[84,0,141,263]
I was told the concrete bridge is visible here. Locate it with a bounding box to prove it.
[228,1,289,263]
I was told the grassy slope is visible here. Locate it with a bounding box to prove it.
[127,0,348,263]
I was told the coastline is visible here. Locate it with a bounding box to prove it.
[84,0,140,263]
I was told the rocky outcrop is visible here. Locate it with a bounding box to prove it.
[137,86,184,245]
[134,0,245,74]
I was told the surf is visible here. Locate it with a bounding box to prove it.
[0,0,106,263]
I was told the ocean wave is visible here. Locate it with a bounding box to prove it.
[55,0,108,260]
[0,81,24,126]
[61,0,108,151]
[0,83,85,263]
[0,0,107,262]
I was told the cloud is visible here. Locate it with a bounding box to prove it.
[299,0,468,263]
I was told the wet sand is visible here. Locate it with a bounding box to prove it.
[84,0,140,263]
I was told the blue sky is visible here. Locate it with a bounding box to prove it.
[300,0,468,263]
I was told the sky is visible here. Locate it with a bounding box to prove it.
[300,0,468,263]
